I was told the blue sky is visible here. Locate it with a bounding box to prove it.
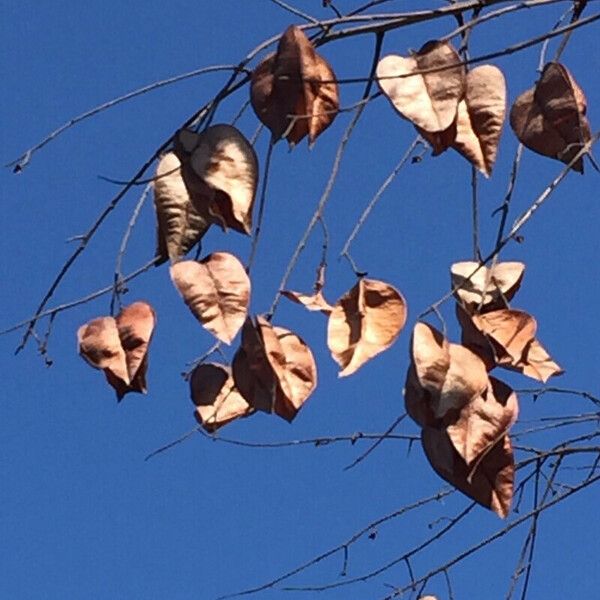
[2,1,600,599]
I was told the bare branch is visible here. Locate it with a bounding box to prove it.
[343,413,407,471]
[7,64,249,171]
[419,133,600,320]
[145,426,420,462]
[218,488,456,599]
[339,136,423,273]
[267,30,384,318]
[283,502,476,593]
[517,387,600,407]
[0,258,158,338]
[110,183,153,315]
[382,472,600,599]
[246,139,276,273]
[268,0,320,24]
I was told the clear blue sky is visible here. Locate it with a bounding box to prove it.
[2,1,600,599]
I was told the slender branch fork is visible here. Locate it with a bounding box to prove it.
[209,428,600,598]
[419,131,600,321]
[145,385,600,462]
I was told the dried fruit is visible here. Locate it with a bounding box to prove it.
[77,302,156,400]
[327,278,407,377]
[404,364,438,428]
[114,302,156,397]
[174,126,258,234]
[251,25,339,146]
[170,253,250,345]
[377,40,466,135]
[445,376,519,466]
[153,151,211,264]
[452,65,506,177]
[233,317,317,422]
[422,427,514,518]
[190,363,253,431]
[78,317,129,384]
[409,322,488,419]
[510,62,591,173]
[458,308,563,383]
[451,261,525,313]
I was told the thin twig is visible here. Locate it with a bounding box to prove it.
[269,0,320,24]
[420,133,600,320]
[323,1,342,19]
[443,0,565,45]
[339,136,422,270]
[144,427,201,462]
[506,133,600,240]
[494,143,524,249]
[15,170,161,353]
[343,413,407,471]
[7,65,248,171]
[145,427,420,461]
[513,417,600,440]
[471,167,481,261]
[317,216,329,282]
[537,5,573,71]
[217,488,455,599]
[323,0,575,43]
[506,462,540,599]
[382,472,600,599]
[450,0,482,264]
[347,0,396,17]
[247,139,276,273]
[517,387,600,408]
[515,440,600,470]
[0,258,159,338]
[553,0,588,62]
[322,7,600,62]
[267,31,384,318]
[110,183,153,315]
[284,502,476,593]
[444,569,456,600]
[518,460,546,600]
[183,341,224,380]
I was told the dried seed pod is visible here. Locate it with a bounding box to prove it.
[251,26,339,146]
[327,278,407,377]
[510,62,591,173]
[170,253,250,345]
[377,40,466,135]
[153,151,210,264]
[232,316,317,422]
